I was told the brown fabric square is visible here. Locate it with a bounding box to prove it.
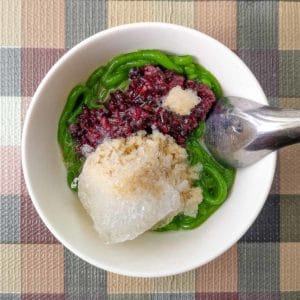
[195,1,237,49]
[280,243,300,291]
[196,245,237,292]
[21,244,64,294]
[22,0,65,48]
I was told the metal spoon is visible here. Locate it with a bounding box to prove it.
[204,96,300,168]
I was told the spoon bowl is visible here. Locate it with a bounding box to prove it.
[204,96,300,168]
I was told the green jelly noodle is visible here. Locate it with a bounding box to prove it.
[57,49,236,231]
[156,121,235,231]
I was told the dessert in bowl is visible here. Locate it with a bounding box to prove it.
[22,23,276,277]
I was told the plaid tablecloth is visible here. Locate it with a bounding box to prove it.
[0,0,299,299]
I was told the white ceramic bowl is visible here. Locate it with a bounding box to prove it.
[22,23,276,277]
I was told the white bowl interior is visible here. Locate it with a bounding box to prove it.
[22,23,275,277]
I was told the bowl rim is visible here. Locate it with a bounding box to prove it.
[22,22,276,277]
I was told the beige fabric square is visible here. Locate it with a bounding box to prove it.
[21,244,64,293]
[279,145,300,195]
[279,2,300,50]
[0,0,21,46]
[0,244,21,293]
[108,0,194,28]
[154,270,195,292]
[195,1,237,50]
[22,0,65,48]
[196,245,237,292]
[279,98,300,194]
[279,98,300,110]
[107,273,155,294]
[280,243,300,291]
[107,270,195,293]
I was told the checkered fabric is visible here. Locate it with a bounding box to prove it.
[0,1,299,299]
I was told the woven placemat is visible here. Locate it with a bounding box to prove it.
[0,1,299,299]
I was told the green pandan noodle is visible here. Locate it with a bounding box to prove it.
[57,49,235,230]
[156,121,235,231]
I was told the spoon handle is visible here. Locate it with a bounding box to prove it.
[247,107,300,151]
